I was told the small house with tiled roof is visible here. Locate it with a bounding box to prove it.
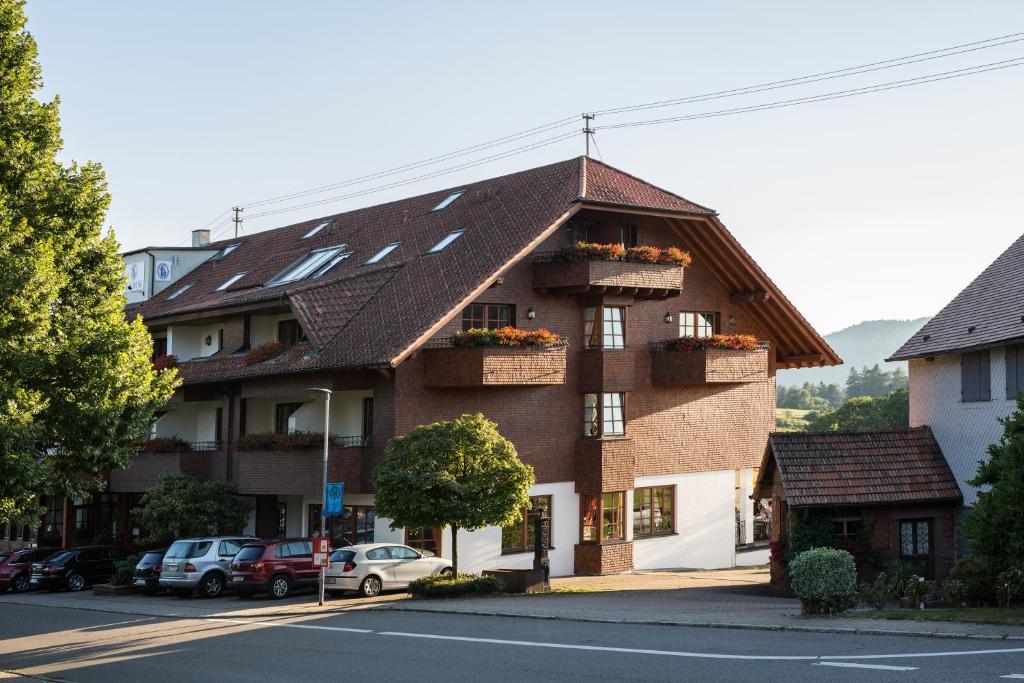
[15,157,842,574]
[754,427,962,583]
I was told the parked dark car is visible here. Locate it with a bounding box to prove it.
[132,549,167,594]
[0,547,59,594]
[228,539,317,599]
[30,545,129,592]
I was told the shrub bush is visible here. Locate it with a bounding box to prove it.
[137,435,192,453]
[451,327,561,348]
[857,574,890,609]
[882,561,921,597]
[948,555,998,605]
[244,341,286,365]
[661,334,762,352]
[407,573,505,599]
[996,567,1024,608]
[942,578,967,609]
[788,547,858,615]
[110,555,139,587]
[237,431,323,451]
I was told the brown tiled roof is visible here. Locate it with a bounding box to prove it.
[755,427,961,507]
[135,156,834,383]
[889,232,1024,360]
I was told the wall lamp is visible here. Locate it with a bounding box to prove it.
[526,307,536,320]
[728,314,737,326]
[664,312,673,324]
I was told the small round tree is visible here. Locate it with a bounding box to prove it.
[789,547,858,615]
[372,413,535,574]
[132,474,251,545]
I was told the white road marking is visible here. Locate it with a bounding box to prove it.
[211,617,373,634]
[815,662,918,671]
[819,647,1024,660]
[999,675,1024,679]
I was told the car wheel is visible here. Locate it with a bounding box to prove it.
[360,575,382,598]
[66,572,86,592]
[12,573,32,593]
[174,588,192,599]
[200,572,225,598]
[269,574,291,599]
[439,567,453,577]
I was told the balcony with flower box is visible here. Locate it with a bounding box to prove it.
[233,432,367,496]
[422,328,568,388]
[650,335,770,386]
[109,437,227,492]
[532,243,689,299]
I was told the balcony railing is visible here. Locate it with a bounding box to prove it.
[138,438,224,453]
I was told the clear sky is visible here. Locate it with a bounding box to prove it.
[24,1,1024,335]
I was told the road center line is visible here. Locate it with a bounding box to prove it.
[211,617,374,634]
[815,662,918,671]
[999,675,1024,679]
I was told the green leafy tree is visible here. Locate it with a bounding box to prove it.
[131,474,250,545]
[963,397,1024,574]
[0,0,177,525]
[806,388,909,431]
[372,413,535,574]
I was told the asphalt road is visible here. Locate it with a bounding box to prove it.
[2,602,1024,681]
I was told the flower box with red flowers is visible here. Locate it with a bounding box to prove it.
[532,242,688,297]
[423,327,567,388]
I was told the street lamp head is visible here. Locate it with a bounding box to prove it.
[308,387,332,395]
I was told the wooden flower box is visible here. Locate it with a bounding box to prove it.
[532,259,683,297]
[423,344,567,388]
[651,346,769,385]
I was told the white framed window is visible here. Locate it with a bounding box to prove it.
[166,282,195,300]
[427,229,465,253]
[302,220,331,240]
[215,272,247,291]
[268,245,349,285]
[584,306,625,349]
[365,242,401,265]
[430,191,464,212]
[583,392,625,437]
[680,312,717,338]
[584,394,599,437]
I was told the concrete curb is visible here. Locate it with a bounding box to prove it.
[378,603,1024,642]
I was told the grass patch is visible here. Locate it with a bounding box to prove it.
[776,408,812,432]
[849,607,1024,626]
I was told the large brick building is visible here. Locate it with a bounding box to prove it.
[7,157,839,575]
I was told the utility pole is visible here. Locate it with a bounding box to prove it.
[582,113,595,156]
[232,206,244,238]
[308,387,332,607]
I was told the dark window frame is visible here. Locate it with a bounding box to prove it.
[501,495,553,554]
[1007,344,1024,399]
[274,402,303,434]
[461,303,515,331]
[633,485,675,538]
[961,350,992,402]
[580,491,625,543]
[277,319,306,348]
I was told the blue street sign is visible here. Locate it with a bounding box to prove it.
[324,482,344,518]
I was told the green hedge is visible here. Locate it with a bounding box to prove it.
[407,573,504,599]
[789,547,857,615]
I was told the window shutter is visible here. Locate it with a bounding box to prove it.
[961,353,976,401]
[980,350,992,401]
[1008,346,1020,400]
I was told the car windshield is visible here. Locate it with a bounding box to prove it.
[0,554,9,563]
[329,549,355,563]
[234,546,264,562]
[140,552,164,564]
[165,541,212,559]
[44,551,73,565]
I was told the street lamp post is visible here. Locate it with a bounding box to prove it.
[308,387,332,607]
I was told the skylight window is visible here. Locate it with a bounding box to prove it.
[166,282,195,300]
[215,272,247,291]
[268,245,349,285]
[215,244,240,260]
[427,229,465,254]
[302,220,331,240]
[430,191,464,212]
[364,242,401,265]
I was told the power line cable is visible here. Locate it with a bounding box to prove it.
[598,56,1024,130]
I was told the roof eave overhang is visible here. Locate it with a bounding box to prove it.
[888,334,1024,362]
[787,496,964,509]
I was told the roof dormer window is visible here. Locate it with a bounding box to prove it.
[430,191,464,212]
[302,220,331,240]
[364,242,401,265]
[427,229,465,254]
[215,272,247,291]
[267,245,350,285]
[215,244,240,260]
[166,282,195,300]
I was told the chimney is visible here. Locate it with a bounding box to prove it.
[192,229,211,247]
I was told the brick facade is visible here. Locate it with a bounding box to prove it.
[574,541,634,575]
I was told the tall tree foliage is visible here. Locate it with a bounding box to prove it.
[964,398,1024,573]
[372,414,534,574]
[805,388,909,432]
[0,0,176,525]
[132,475,251,545]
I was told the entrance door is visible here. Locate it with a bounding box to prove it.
[899,519,934,578]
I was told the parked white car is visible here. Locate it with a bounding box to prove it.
[324,543,452,597]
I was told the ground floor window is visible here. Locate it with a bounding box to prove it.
[832,513,863,543]
[330,505,375,546]
[752,498,772,543]
[307,503,322,536]
[406,528,441,556]
[39,496,64,545]
[276,502,287,538]
[581,492,625,542]
[501,495,552,553]
[633,486,674,538]
[900,519,931,558]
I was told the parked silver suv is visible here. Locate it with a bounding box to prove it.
[159,536,256,598]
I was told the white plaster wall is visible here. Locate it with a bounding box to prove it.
[280,495,304,537]
[244,399,277,433]
[632,470,736,570]
[910,352,1016,506]
[123,253,149,303]
[250,314,299,347]
[199,324,222,357]
[195,404,219,442]
[149,249,216,296]
[153,403,219,442]
[292,391,371,436]
[167,325,202,361]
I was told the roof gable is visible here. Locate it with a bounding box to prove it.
[890,232,1024,360]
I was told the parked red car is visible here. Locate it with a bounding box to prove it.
[228,539,317,599]
[0,547,59,594]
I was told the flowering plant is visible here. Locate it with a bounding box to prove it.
[152,354,178,372]
[244,341,286,365]
[556,242,691,267]
[237,430,324,451]
[662,334,762,352]
[451,326,561,348]
[136,435,192,453]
